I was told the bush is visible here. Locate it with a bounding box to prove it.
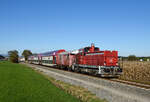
[128,55,137,61]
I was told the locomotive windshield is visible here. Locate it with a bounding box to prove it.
[84,47,99,53]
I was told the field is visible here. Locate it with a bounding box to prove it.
[119,61,150,85]
[0,61,80,102]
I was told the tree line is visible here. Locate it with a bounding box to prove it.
[119,55,150,61]
[8,50,32,63]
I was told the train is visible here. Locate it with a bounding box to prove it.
[28,44,122,77]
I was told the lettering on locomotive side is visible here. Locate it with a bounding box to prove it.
[86,53,104,56]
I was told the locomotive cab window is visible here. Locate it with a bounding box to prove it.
[84,47,90,53]
[94,47,99,51]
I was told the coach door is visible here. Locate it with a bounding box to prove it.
[53,56,56,64]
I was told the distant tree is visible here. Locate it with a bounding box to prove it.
[8,50,19,63]
[22,50,32,61]
[128,55,137,61]
[143,57,148,61]
[0,55,5,59]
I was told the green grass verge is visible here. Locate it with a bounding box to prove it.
[0,61,80,102]
[34,68,107,102]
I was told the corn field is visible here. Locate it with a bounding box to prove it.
[119,61,150,85]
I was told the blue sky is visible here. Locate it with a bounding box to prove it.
[0,0,150,56]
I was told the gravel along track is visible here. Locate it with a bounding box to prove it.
[25,63,150,102]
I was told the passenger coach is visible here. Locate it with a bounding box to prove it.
[28,49,65,66]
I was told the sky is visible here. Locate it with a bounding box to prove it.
[0,0,150,56]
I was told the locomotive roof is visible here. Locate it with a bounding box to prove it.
[79,46,99,50]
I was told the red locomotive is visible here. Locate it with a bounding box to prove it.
[56,44,122,77]
[28,44,122,77]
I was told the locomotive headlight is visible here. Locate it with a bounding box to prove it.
[116,62,118,66]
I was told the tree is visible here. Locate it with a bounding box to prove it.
[0,55,5,59]
[128,55,137,61]
[8,50,19,63]
[22,50,32,61]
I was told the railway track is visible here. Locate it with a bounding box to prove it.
[25,63,150,89]
[110,78,150,89]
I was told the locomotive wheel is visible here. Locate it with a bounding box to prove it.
[75,67,80,73]
[74,67,78,72]
[72,65,81,72]
[68,67,72,71]
[71,65,75,72]
[60,65,63,69]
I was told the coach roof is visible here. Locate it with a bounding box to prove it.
[40,50,62,56]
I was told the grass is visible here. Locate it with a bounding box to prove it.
[0,61,80,102]
[119,61,150,85]
[35,69,106,102]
